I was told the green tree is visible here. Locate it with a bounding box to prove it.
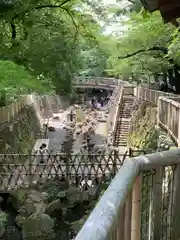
[0,0,111,94]
[0,60,53,105]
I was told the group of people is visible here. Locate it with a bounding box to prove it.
[91,96,109,109]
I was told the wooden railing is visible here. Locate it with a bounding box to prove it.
[136,86,177,105]
[158,96,180,145]
[0,95,33,123]
[136,86,180,146]
[107,85,124,144]
[0,94,65,123]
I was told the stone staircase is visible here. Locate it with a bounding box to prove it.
[114,96,135,147]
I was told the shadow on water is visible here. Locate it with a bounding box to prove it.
[0,193,22,240]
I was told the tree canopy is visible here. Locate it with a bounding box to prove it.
[0,0,112,101]
[1,0,180,101]
[104,1,180,90]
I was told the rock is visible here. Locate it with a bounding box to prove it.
[42,180,68,201]
[18,198,46,217]
[28,190,43,203]
[67,187,79,196]
[0,224,5,238]
[48,126,55,132]
[52,115,59,120]
[18,199,36,216]
[46,199,62,215]
[57,191,67,199]
[4,226,21,240]
[15,215,26,228]
[22,213,55,240]
[0,211,7,237]
[10,188,28,210]
[41,192,49,202]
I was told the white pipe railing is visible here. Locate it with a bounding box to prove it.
[75,149,180,240]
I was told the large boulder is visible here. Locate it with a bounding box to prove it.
[18,198,46,217]
[22,213,55,240]
[12,189,47,228]
[45,199,62,215]
[10,189,47,211]
[9,188,28,210]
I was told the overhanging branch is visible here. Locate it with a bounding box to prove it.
[35,0,72,10]
[13,0,72,20]
[118,46,168,59]
[60,7,79,43]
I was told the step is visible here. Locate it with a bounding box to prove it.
[119,112,132,115]
[115,135,128,138]
[116,128,127,130]
[120,113,132,115]
[115,136,128,139]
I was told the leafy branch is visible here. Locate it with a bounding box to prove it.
[10,0,73,40]
[118,46,168,59]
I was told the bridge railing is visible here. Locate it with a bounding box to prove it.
[75,149,180,240]
[74,77,122,86]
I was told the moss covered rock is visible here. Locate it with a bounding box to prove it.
[10,188,28,210]
[46,199,62,215]
[22,213,55,240]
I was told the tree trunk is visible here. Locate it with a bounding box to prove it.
[168,69,174,86]
[174,65,180,94]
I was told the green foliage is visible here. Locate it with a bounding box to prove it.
[0,0,112,96]
[0,60,53,104]
[1,0,178,95]
[107,11,176,80]
[0,212,7,226]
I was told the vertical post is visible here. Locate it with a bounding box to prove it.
[172,164,180,240]
[153,167,162,240]
[157,97,161,129]
[177,107,180,147]
[124,192,132,240]
[131,176,141,240]
[29,153,33,187]
[116,203,125,240]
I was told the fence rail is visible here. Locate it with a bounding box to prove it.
[136,86,177,105]
[158,97,180,144]
[107,84,123,141]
